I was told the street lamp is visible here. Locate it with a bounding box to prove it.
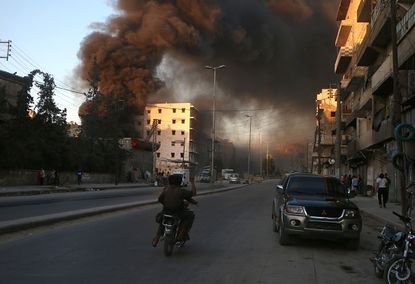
[246,114,252,183]
[205,64,226,183]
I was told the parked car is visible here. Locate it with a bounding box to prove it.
[271,173,362,250]
[229,173,240,184]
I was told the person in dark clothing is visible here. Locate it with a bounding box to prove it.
[152,174,197,247]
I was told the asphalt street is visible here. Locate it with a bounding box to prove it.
[0,180,384,284]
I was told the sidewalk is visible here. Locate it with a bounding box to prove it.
[353,195,408,230]
[0,182,151,197]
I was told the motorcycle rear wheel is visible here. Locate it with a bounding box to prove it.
[384,256,415,283]
[163,235,174,257]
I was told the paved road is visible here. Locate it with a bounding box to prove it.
[0,180,383,284]
[0,183,217,222]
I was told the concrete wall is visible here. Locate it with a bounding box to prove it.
[0,169,114,186]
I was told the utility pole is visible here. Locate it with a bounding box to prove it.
[335,88,342,178]
[205,65,226,183]
[317,101,322,174]
[266,143,269,177]
[259,132,262,177]
[390,0,407,215]
[0,40,11,61]
[246,115,253,183]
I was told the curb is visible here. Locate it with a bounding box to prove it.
[0,184,247,235]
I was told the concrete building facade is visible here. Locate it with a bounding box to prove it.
[144,102,199,174]
[334,0,415,199]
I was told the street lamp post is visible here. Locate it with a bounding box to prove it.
[205,64,226,183]
[246,115,252,183]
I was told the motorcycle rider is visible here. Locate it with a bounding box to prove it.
[152,173,197,247]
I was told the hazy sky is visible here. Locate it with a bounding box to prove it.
[0,0,115,122]
[0,0,339,146]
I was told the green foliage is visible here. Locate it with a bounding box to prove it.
[0,70,129,174]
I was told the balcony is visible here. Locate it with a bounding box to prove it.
[335,46,353,74]
[372,118,394,145]
[357,0,371,22]
[370,0,391,48]
[397,5,415,69]
[358,88,372,111]
[356,32,380,66]
[335,20,353,47]
[346,66,367,92]
[337,0,352,21]
[372,52,393,96]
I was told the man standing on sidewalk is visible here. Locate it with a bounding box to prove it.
[376,173,389,208]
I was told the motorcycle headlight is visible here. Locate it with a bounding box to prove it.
[285,205,305,215]
[344,209,358,218]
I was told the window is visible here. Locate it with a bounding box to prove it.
[173,108,176,113]
[158,109,162,114]
[147,120,150,125]
[171,142,175,146]
[181,131,185,135]
[138,121,142,126]
[157,119,161,124]
[331,111,336,117]
[147,130,150,136]
[172,130,176,135]
[182,108,185,113]
[171,153,175,158]
[172,119,176,124]
[157,153,160,158]
[157,130,161,135]
[181,119,185,124]
[147,110,151,114]
[180,153,184,158]
[180,142,184,146]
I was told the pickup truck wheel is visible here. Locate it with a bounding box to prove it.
[278,215,290,245]
[272,210,278,233]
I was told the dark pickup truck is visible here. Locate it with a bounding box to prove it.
[272,173,362,250]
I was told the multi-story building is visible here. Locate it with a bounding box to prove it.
[335,0,415,198]
[144,102,199,174]
[0,70,30,122]
[313,88,337,175]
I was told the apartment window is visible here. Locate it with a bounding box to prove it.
[331,111,336,117]
[180,153,184,158]
[172,130,176,135]
[181,119,185,124]
[171,142,175,146]
[180,142,184,146]
[173,108,176,113]
[147,110,151,114]
[147,120,150,125]
[172,119,176,124]
[171,153,175,158]
[157,130,161,135]
[181,131,185,135]
[182,108,185,113]
[158,119,161,124]
[158,109,162,114]
[157,153,160,158]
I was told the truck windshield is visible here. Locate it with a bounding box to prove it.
[287,176,347,198]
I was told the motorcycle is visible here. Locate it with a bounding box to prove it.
[161,213,184,257]
[372,217,407,278]
[383,211,415,283]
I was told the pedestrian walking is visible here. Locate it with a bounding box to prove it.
[351,175,359,195]
[376,173,389,208]
[38,169,45,185]
[76,169,83,185]
[53,169,60,186]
